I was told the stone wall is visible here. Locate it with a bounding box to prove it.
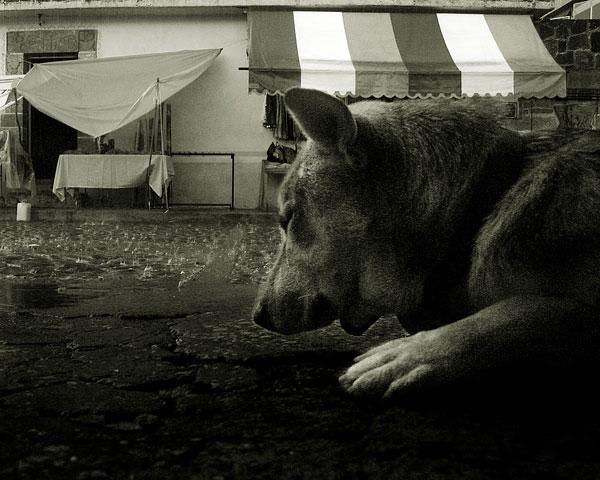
[518,19,600,131]
[537,19,600,71]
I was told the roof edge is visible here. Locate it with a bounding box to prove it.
[0,0,556,15]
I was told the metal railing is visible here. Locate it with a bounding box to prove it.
[170,152,235,210]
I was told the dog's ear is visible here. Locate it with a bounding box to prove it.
[285,88,357,153]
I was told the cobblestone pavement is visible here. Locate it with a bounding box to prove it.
[1,216,600,479]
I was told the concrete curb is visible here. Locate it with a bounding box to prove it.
[0,206,277,223]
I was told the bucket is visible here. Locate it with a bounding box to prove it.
[16,202,31,222]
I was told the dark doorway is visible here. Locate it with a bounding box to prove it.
[24,53,79,180]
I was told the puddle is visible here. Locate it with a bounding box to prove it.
[0,281,98,312]
[0,220,279,315]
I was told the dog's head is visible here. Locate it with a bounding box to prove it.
[253,88,427,335]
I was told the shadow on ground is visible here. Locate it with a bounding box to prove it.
[2,282,599,480]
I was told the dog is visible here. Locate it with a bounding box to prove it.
[253,87,600,400]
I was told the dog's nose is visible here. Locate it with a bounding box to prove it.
[253,302,273,330]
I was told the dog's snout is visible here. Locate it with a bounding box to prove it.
[254,291,338,334]
[253,302,273,330]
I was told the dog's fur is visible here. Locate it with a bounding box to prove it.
[253,88,600,399]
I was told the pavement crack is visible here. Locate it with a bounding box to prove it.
[120,371,197,394]
[0,379,74,398]
[4,341,66,347]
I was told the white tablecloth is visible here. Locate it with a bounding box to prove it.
[53,154,174,201]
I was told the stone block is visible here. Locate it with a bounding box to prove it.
[6,53,24,75]
[8,31,27,53]
[571,21,588,35]
[568,33,590,51]
[7,29,97,57]
[554,51,574,67]
[537,22,555,40]
[42,30,78,52]
[574,50,595,69]
[554,21,570,39]
[78,51,97,61]
[555,103,597,129]
[6,31,21,53]
[591,32,600,53]
[9,31,43,54]
[557,39,568,53]
[78,30,97,51]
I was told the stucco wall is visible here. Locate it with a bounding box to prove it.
[95,14,272,209]
[0,13,273,209]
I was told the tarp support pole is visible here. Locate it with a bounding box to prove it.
[146,78,170,211]
[146,110,155,209]
[13,89,25,151]
[230,153,235,210]
[158,82,169,212]
[146,79,158,210]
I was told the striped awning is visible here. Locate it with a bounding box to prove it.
[247,11,566,99]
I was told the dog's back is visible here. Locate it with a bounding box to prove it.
[469,129,600,310]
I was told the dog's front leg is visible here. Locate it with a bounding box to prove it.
[339,295,599,400]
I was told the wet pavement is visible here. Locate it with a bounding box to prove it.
[1,213,600,479]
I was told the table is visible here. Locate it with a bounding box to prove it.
[53,154,174,202]
[260,160,290,211]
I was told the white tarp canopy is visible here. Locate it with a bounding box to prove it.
[13,49,222,138]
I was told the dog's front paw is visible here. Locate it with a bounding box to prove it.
[339,330,456,400]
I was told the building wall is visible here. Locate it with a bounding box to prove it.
[538,19,600,71]
[95,14,272,209]
[534,19,600,130]
[3,7,596,209]
[0,12,273,209]
[494,19,600,132]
